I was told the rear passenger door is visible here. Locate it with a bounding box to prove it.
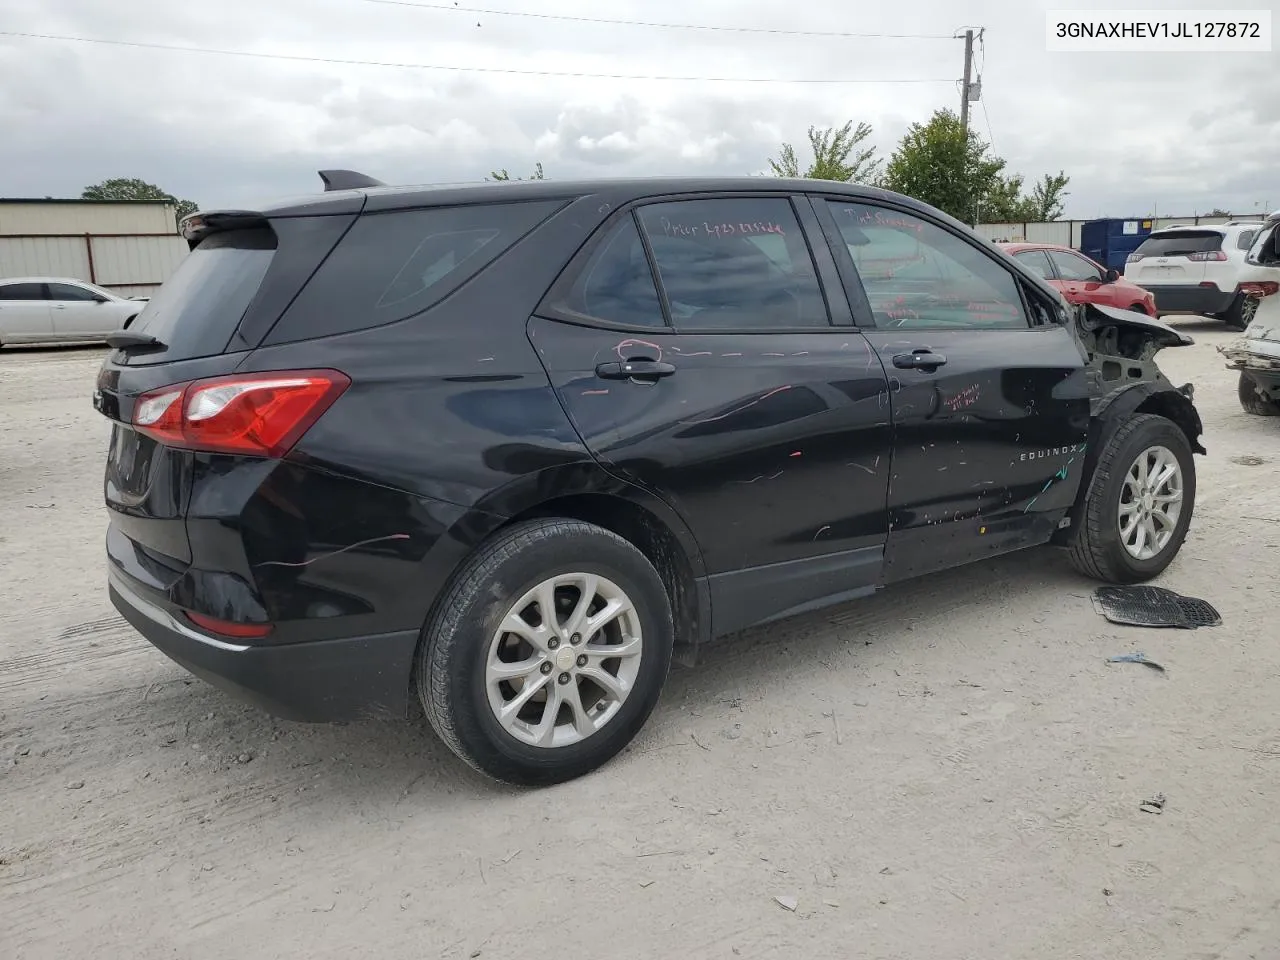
[0,282,53,340]
[532,194,893,636]
[813,197,1091,583]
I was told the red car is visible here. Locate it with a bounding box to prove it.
[998,242,1157,315]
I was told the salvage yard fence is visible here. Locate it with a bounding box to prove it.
[974,213,1271,248]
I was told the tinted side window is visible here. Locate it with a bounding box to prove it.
[1047,250,1103,282]
[1012,249,1054,279]
[0,283,45,300]
[635,198,829,330]
[47,283,101,302]
[1237,229,1257,251]
[828,202,1028,330]
[273,199,563,344]
[552,214,665,327]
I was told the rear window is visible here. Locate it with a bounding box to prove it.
[0,282,44,300]
[266,199,563,345]
[1134,231,1223,257]
[126,229,276,360]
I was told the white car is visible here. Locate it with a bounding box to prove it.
[0,277,147,348]
[1123,221,1269,329]
[1221,211,1280,415]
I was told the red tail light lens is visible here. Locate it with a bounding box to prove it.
[184,611,273,639]
[1241,281,1280,298]
[1187,250,1228,261]
[132,370,350,458]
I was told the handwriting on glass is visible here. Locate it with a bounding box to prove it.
[658,217,786,239]
[945,384,980,412]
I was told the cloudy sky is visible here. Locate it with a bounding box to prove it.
[1,0,1275,220]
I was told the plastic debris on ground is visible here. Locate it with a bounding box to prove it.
[1106,652,1165,672]
[1092,585,1222,629]
[1139,793,1166,815]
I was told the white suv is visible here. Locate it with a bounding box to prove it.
[1124,221,1266,328]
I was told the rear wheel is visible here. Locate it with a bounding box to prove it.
[1068,414,1195,583]
[1221,293,1259,331]
[1238,371,1280,416]
[418,518,674,785]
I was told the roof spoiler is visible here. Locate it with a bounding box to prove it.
[179,210,269,248]
[318,169,385,191]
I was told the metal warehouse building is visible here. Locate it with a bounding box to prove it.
[0,199,188,298]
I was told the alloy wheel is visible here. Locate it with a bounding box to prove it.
[1117,444,1184,561]
[485,573,643,749]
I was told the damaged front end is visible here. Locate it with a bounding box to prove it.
[1073,302,1204,452]
[1219,295,1280,410]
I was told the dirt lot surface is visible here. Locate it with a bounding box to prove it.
[3,323,1279,960]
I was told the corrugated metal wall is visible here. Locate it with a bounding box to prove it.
[977,214,1265,249]
[0,201,177,236]
[0,199,187,294]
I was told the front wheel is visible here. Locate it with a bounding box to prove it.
[1068,413,1196,583]
[1238,371,1280,416]
[417,518,674,785]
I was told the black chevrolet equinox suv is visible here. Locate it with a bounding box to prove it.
[97,171,1204,784]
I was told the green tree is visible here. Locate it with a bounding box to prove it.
[767,121,881,184]
[1028,171,1071,221]
[81,177,198,226]
[881,110,1006,222]
[489,161,545,181]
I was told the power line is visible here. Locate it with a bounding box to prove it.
[0,31,959,83]
[980,99,995,152]
[361,0,957,39]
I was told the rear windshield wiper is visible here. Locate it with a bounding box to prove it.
[105,329,167,351]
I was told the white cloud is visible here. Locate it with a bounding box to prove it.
[1,0,1275,218]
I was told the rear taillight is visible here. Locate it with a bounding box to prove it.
[132,370,350,458]
[1126,253,1143,262]
[184,611,273,639]
[1240,281,1280,298]
[1187,250,1228,261]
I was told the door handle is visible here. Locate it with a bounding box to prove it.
[891,350,947,370]
[595,360,677,380]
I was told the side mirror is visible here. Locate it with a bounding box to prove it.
[1104,268,1120,283]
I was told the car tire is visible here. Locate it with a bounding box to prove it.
[1221,293,1258,331]
[417,518,674,786]
[1238,371,1280,416]
[1068,413,1195,583]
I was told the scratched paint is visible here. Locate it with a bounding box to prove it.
[680,385,793,425]
[256,534,411,569]
[581,389,610,396]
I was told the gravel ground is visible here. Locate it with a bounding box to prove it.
[2,323,1278,960]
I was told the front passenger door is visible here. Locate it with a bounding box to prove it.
[814,198,1091,583]
[48,282,110,337]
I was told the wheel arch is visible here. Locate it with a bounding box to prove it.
[1053,383,1204,545]
[410,461,711,716]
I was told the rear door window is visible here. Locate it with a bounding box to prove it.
[1236,229,1258,250]
[1012,249,1055,279]
[634,197,830,330]
[126,228,277,361]
[1047,250,1104,282]
[1133,231,1223,257]
[0,282,45,300]
[549,214,666,328]
[269,199,564,344]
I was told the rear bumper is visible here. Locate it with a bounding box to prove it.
[109,565,420,722]
[1141,283,1237,315]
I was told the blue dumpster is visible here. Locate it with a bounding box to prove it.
[1080,218,1154,272]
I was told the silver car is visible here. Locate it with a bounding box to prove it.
[0,277,147,348]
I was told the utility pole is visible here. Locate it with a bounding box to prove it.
[959,28,974,135]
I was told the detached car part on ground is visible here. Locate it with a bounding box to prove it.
[95,172,1205,785]
[1221,211,1280,415]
